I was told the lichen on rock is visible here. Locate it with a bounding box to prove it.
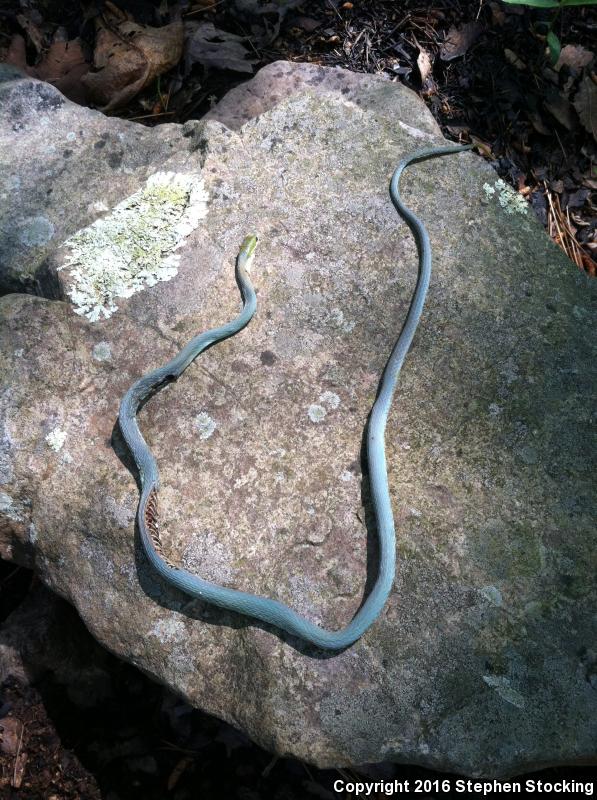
[59,172,209,321]
[483,179,528,215]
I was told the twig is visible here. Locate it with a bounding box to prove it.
[128,111,176,121]
[544,181,595,273]
[326,0,343,21]
[12,722,24,789]
[183,0,227,16]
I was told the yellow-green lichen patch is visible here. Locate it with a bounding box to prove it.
[59,172,209,322]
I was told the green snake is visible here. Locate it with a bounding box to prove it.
[118,143,472,650]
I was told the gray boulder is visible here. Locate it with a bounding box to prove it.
[0,60,595,777]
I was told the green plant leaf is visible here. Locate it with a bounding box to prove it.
[501,0,561,7]
[546,29,562,64]
[560,0,597,5]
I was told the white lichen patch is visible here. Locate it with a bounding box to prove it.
[329,307,356,332]
[398,121,434,141]
[45,427,67,451]
[0,491,25,522]
[319,390,340,409]
[195,411,216,440]
[18,215,55,247]
[150,617,186,642]
[59,173,209,321]
[483,179,528,216]
[307,404,327,423]
[482,675,526,709]
[93,341,112,361]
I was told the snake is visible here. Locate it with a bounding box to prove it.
[118,143,472,650]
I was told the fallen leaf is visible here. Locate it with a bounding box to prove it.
[16,13,45,54]
[37,40,90,104]
[555,44,594,72]
[504,48,526,70]
[469,134,493,157]
[566,188,590,209]
[440,22,483,61]
[446,124,470,138]
[231,0,302,16]
[4,33,90,105]
[83,15,183,112]
[417,46,432,83]
[184,21,258,74]
[543,86,576,131]
[489,1,507,26]
[290,15,321,32]
[528,110,552,135]
[573,73,597,143]
[167,756,193,791]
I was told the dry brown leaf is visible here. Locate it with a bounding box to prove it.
[3,33,90,105]
[555,44,594,73]
[83,16,183,112]
[440,22,483,61]
[573,73,597,144]
[470,134,492,158]
[37,39,89,104]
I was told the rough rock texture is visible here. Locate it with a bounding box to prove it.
[0,63,185,295]
[0,61,596,778]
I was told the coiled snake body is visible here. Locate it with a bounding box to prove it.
[118,144,472,650]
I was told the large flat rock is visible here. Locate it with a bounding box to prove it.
[0,61,595,777]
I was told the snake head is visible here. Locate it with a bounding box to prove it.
[238,235,258,272]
